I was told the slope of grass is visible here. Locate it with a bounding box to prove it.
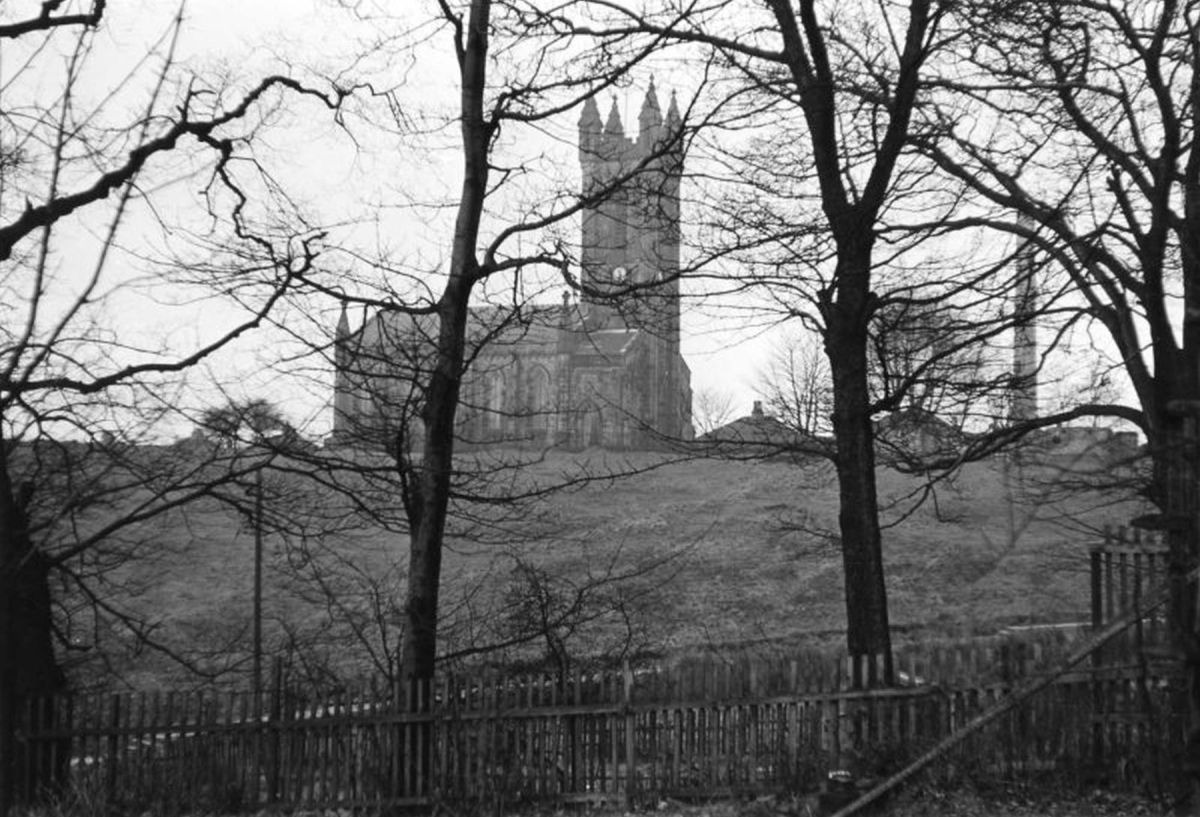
[94,449,1145,688]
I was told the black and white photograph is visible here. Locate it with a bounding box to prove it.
[0,2,1195,815]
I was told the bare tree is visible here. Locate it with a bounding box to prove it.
[567,0,1029,682]
[200,399,298,451]
[757,330,832,437]
[0,6,347,806]
[913,0,1200,791]
[268,0,710,691]
[693,386,737,435]
[919,0,1194,490]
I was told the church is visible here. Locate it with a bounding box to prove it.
[331,83,694,451]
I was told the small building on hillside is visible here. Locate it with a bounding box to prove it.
[697,401,826,460]
[1024,425,1142,466]
[874,407,966,466]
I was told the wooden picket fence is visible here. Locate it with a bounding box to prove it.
[8,526,1185,813]
[1091,526,1172,659]
[12,647,1184,814]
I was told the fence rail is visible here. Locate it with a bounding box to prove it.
[13,650,1184,814]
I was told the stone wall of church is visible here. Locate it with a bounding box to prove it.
[333,309,691,452]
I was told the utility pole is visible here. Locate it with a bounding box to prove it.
[253,468,264,707]
[250,466,265,809]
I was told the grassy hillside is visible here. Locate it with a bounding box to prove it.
[522,452,1142,646]
[95,449,1146,688]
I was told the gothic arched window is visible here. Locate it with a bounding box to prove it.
[529,366,552,437]
[486,375,504,434]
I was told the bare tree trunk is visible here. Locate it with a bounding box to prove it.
[397,0,491,688]
[825,245,893,685]
[398,292,472,686]
[1157,390,1200,814]
[0,456,66,812]
[389,6,493,798]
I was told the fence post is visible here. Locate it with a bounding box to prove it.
[623,661,635,810]
[105,694,120,807]
[267,660,282,805]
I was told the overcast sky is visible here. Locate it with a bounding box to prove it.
[154,1,780,430]
[13,1,1106,441]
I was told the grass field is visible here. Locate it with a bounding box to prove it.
[94,447,1147,688]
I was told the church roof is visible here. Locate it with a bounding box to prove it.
[468,304,564,350]
[353,298,646,367]
[572,327,640,357]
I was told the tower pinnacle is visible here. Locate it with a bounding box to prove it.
[604,97,624,135]
[639,76,662,139]
[579,95,603,161]
[579,95,602,132]
[666,90,681,130]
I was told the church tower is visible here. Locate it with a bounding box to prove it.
[330,83,693,451]
[577,82,688,440]
[577,80,683,334]
[1011,220,1038,422]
